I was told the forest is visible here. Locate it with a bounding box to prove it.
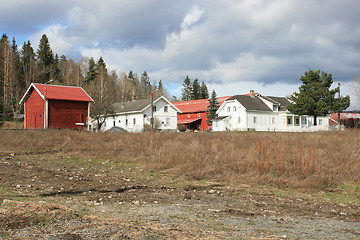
[0,33,175,122]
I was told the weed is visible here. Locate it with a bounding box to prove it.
[1,130,360,189]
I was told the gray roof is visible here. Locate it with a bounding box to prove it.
[228,95,272,111]
[214,115,230,121]
[265,96,292,111]
[112,98,152,113]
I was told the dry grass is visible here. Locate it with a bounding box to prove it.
[1,129,359,189]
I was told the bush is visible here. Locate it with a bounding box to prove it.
[177,124,187,132]
[341,118,360,129]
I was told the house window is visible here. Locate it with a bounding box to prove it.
[198,113,200,117]
[227,107,231,112]
[295,118,300,125]
[113,121,116,127]
[188,114,190,118]
[253,117,257,124]
[126,119,128,126]
[272,117,275,124]
[233,106,236,112]
[319,119,322,125]
[153,106,157,112]
[166,117,170,125]
[287,118,292,125]
[215,121,218,127]
[118,120,121,123]
[237,117,241,123]
[164,106,168,112]
[133,118,136,124]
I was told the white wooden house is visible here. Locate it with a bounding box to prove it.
[212,91,329,132]
[101,96,182,132]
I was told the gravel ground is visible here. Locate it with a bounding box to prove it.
[0,152,359,239]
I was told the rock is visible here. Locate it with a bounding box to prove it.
[132,200,140,205]
[208,189,216,194]
[3,199,12,203]
[208,209,221,213]
[340,212,347,216]
[16,184,21,188]
[339,203,348,207]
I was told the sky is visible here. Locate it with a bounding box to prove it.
[1,0,360,108]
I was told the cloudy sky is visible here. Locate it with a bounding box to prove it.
[1,0,360,107]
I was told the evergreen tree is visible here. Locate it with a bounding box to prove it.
[206,90,220,125]
[97,56,106,69]
[85,57,97,82]
[0,34,11,118]
[140,71,151,98]
[21,40,37,86]
[288,70,350,125]
[36,34,54,83]
[181,76,192,101]
[52,53,61,83]
[158,80,163,94]
[191,78,200,100]
[200,82,209,99]
[9,37,24,123]
[128,70,134,81]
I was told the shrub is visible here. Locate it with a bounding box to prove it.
[177,124,187,132]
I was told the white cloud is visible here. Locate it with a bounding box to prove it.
[182,5,204,28]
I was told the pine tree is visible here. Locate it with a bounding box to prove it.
[128,70,135,83]
[206,90,220,125]
[52,53,61,83]
[36,34,54,83]
[21,40,37,86]
[85,57,97,82]
[200,82,209,99]
[181,76,192,101]
[140,71,151,98]
[288,70,350,125]
[0,34,11,118]
[9,37,24,123]
[158,80,163,94]
[191,78,200,100]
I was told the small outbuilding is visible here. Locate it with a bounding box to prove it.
[19,83,94,130]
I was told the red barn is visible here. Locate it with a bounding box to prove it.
[19,83,94,130]
[173,96,232,131]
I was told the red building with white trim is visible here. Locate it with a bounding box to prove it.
[19,83,94,130]
[173,96,232,131]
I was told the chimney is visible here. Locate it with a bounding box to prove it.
[250,90,255,98]
[132,95,136,101]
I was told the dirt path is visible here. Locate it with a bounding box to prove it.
[0,151,359,239]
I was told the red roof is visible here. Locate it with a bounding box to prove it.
[21,83,94,103]
[177,117,202,124]
[173,96,232,113]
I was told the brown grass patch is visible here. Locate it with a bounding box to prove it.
[1,129,359,189]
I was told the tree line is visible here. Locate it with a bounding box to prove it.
[0,33,166,123]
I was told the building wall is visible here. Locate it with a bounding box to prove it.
[25,90,45,129]
[214,99,330,132]
[177,112,210,131]
[143,99,179,131]
[103,98,179,132]
[48,100,89,129]
[105,113,145,132]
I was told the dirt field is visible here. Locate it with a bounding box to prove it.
[0,130,359,239]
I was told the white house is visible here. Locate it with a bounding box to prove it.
[212,91,329,132]
[102,96,182,132]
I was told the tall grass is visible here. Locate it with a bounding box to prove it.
[1,129,359,188]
